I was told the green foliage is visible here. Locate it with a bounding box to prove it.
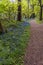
[0,0,18,20]
[0,0,43,20]
[0,20,30,65]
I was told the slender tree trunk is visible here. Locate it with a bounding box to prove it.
[39,0,42,20]
[0,22,4,33]
[17,0,21,21]
[40,6,42,20]
[28,0,29,18]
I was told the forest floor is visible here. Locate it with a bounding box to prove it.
[0,21,30,65]
[24,19,43,65]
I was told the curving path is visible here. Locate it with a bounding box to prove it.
[24,20,43,65]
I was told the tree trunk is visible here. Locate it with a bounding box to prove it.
[17,0,21,21]
[39,0,42,20]
[28,0,29,18]
[0,22,4,33]
[40,6,42,20]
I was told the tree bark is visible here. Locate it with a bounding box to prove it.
[39,0,42,20]
[0,22,4,33]
[28,0,29,18]
[17,0,21,21]
[40,6,42,20]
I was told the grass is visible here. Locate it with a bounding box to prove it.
[0,20,30,65]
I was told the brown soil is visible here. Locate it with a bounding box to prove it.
[24,20,43,65]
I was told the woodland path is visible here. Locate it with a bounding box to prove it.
[24,19,43,65]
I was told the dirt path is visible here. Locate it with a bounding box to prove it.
[24,20,43,65]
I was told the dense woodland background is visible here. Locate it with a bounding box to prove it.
[0,0,43,33]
